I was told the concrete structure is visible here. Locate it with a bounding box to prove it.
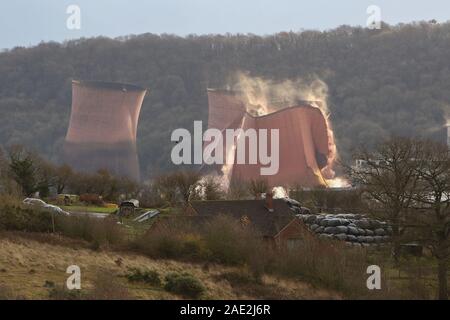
[64,80,147,181]
[205,89,336,188]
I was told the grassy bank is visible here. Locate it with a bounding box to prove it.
[0,231,340,300]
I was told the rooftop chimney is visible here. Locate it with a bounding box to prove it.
[265,192,274,212]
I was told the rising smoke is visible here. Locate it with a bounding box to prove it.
[233,71,330,116]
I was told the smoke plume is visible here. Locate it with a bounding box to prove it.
[233,71,329,116]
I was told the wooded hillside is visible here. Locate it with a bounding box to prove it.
[1,21,449,178]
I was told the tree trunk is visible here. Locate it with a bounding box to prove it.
[391,214,401,263]
[437,257,448,300]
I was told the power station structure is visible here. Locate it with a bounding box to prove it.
[63,80,147,181]
[205,89,336,188]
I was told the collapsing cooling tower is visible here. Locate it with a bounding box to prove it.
[205,89,335,188]
[63,80,147,181]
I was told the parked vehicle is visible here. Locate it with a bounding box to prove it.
[43,204,70,216]
[23,198,47,207]
[23,198,70,216]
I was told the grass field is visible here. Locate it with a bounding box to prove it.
[60,206,118,214]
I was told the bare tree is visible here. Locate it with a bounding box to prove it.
[348,137,449,299]
[0,148,20,195]
[172,171,202,204]
[227,178,249,200]
[154,170,202,205]
[247,178,269,199]
[117,176,139,200]
[53,164,74,194]
[413,141,450,300]
[139,182,165,208]
[94,169,120,201]
[201,176,223,200]
[347,138,422,260]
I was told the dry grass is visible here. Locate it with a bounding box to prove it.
[0,231,341,300]
[86,271,133,300]
[0,284,19,300]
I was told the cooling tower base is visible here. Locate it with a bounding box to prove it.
[63,141,140,182]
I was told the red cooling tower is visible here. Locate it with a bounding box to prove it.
[206,89,335,188]
[64,80,147,181]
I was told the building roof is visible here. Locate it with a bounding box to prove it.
[188,199,297,237]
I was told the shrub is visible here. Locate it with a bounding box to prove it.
[133,219,197,259]
[181,233,211,260]
[126,268,161,286]
[164,272,205,299]
[271,238,369,296]
[0,202,53,233]
[201,215,262,265]
[136,231,184,258]
[87,272,132,300]
[134,215,262,266]
[48,286,83,300]
[56,215,125,248]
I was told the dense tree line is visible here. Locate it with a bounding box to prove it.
[0,21,449,178]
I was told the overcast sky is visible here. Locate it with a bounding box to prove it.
[0,0,449,49]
